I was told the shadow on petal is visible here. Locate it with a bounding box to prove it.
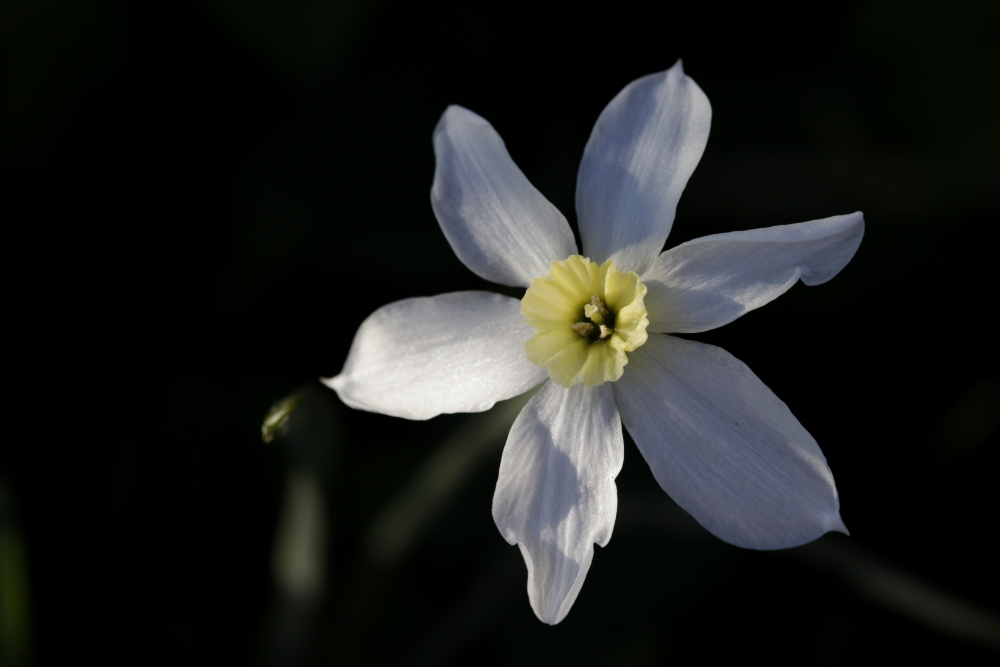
[492,382,624,623]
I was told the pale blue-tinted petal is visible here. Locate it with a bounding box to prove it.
[644,213,865,333]
[431,106,578,287]
[324,292,545,420]
[576,61,711,275]
[493,381,623,624]
[614,335,846,550]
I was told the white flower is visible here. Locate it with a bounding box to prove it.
[325,61,864,624]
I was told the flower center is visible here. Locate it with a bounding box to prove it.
[521,255,648,387]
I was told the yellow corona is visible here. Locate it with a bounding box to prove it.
[521,255,649,387]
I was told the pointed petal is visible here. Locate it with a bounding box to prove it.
[644,213,865,333]
[431,106,577,287]
[615,335,846,550]
[576,61,711,274]
[325,292,545,420]
[493,381,623,624]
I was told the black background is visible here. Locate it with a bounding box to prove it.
[3,0,998,664]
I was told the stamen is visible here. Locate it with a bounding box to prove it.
[584,295,610,324]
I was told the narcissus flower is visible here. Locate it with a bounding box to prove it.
[326,61,864,624]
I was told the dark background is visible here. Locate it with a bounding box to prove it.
[3,0,998,664]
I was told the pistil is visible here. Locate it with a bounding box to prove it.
[574,295,615,341]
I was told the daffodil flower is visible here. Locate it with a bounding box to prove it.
[326,61,864,624]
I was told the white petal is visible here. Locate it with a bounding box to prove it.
[576,61,711,275]
[325,292,545,420]
[493,381,623,624]
[644,213,865,333]
[431,106,578,287]
[614,335,846,550]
